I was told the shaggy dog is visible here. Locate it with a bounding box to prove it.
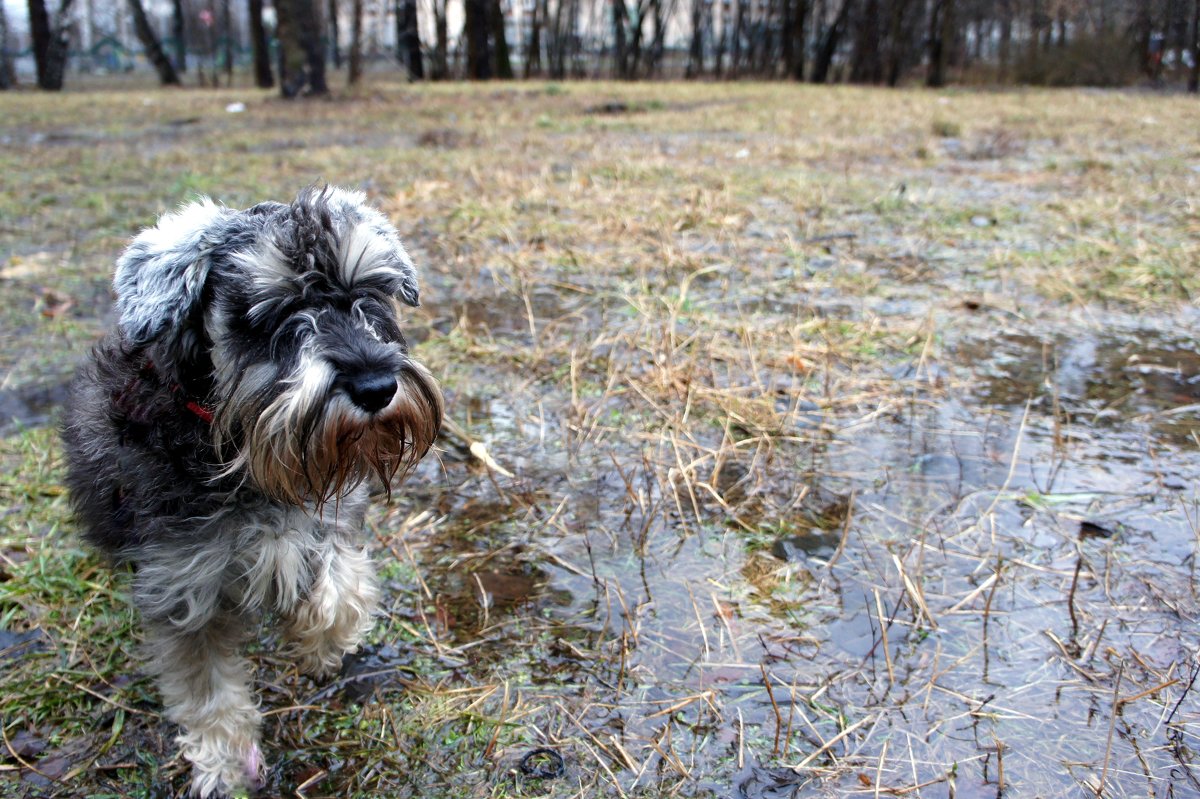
[61,187,443,797]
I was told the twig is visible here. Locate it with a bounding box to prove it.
[825,488,856,569]
[1118,678,1180,708]
[760,663,783,755]
[790,714,874,771]
[1096,662,1124,797]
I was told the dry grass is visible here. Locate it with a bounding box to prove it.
[1,78,1199,798]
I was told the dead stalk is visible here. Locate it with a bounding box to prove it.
[1096,662,1124,797]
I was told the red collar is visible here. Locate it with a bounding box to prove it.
[137,358,215,425]
[183,400,214,424]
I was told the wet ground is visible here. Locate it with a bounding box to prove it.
[1,82,1198,797]
[395,261,1200,796]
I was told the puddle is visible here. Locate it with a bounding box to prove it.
[326,643,415,704]
[0,379,71,434]
[0,628,46,661]
[392,300,1200,798]
[430,287,586,343]
[953,328,1200,442]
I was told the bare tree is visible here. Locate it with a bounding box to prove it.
[926,0,954,87]
[395,0,423,78]
[997,0,1012,80]
[220,0,233,85]
[882,0,918,85]
[348,0,364,83]
[612,0,630,76]
[277,0,329,96]
[249,0,274,86]
[171,0,186,72]
[491,0,513,77]
[431,0,449,78]
[29,0,75,90]
[685,0,705,76]
[0,2,15,89]
[465,0,492,77]
[810,0,851,83]
[1191,0,1200,92]
[849,0,880,82]
[730,0,745,75]
[783,0,809,80]
[129,0,182,84]
[523,0,542,76]
[328,0,342,67]
[548,0,567,77]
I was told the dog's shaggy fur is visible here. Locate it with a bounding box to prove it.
[61,187,443,797]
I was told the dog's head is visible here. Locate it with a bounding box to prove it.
[114,186,443,505]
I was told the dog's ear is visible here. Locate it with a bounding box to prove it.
[323,187,421,307]
[380,232,421,308]
[114,199,226,345]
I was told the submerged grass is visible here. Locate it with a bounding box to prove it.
[1,78,1199,797]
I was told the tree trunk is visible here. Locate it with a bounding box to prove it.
[250,0,274,87]
[221,0,233,85]
[649,0,666,76]
[129,0,182,84]
[28,0,52,88]
[810,0,850,83]
[524,0,542,77]
[432,0,448,78]
[997,0,1011,82]
[612,0,629,78]
[0,2,15,88]
[29,0,75,89]
[849,0,880,82]
[629,0,649,77]
[731,0,745,76]
[465,0,491,78]
[685,0,703,77]
[926,0,952,87]
[1190,0,1200,92]
[171,0,186,72]
[883,0,914,86]
[39,0,75,90]
[277,0,328,96]
[568,0,583,77]
[490,0,513,78]
[348,0,363,83]
[395,0,423,78]
[787,0,806,79]
[1028,0,1043,59]
[549,0,564,78]
[714,0,729,76]
[328,0,341,68]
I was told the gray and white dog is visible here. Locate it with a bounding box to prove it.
[62,187,443,797]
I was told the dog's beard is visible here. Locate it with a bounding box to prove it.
[215,356,442,507]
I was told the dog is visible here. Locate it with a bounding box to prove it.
[61,187,443,797]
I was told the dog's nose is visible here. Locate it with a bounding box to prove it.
[344,371,397,413]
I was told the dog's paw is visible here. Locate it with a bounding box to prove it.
[182,732,265,798]
[283,547,379,679]
[293,647,348,680]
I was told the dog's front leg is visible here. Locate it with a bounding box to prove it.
[145,617,263,798]
[282,536,380,678]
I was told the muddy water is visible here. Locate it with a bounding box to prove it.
[398,262,1200,797]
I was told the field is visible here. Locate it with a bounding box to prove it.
[1,78,1199,798]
